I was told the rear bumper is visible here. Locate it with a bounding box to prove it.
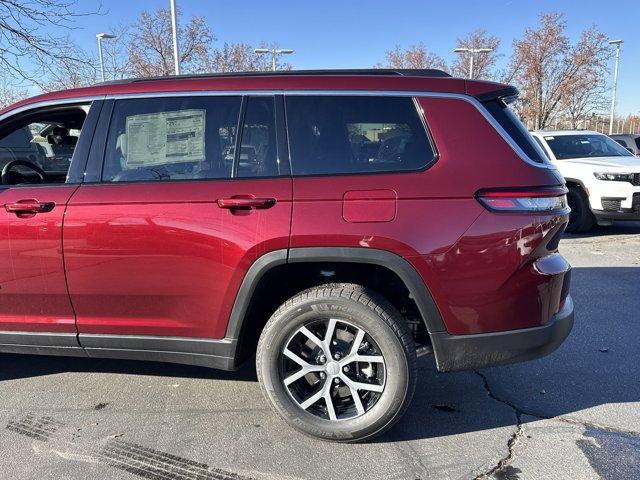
[431,295,574,372]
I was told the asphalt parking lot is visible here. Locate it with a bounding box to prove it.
[0,223,638,480]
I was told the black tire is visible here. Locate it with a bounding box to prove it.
[566,186,596,233]
[256,283,417,442]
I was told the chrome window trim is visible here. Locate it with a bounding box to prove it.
[0,96,104,122]
[0,90,554,169]
[283,94,438,177]
[284,90,553,169]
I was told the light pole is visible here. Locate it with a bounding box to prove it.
[453,47,493,79]
[608,39,623,135]
[254,48,294,71]
[170,0,180,75]
[96,33,117,82]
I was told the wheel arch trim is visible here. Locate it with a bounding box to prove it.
[563,177,588,191]
[225,247,446,342]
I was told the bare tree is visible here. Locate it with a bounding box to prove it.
[0,75,27,109]
[506,13,610,130]
[207,42,292,72]
[99,24,132,81]
[451,29,501,79]
[561,28,610,128]
[379,44,448,71]
[0,0,98,87]
[127,8,214,77]
[40,39,97,91]
[562,70,608,129]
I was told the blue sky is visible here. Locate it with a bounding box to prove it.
[73,0,639,115]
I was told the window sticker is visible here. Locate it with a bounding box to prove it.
[544,136,555,140]
[125,109,205,167]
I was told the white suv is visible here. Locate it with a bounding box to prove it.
[530,130,640,232]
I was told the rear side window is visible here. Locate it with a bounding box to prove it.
[285,96,435,176]
[483,100,549,164]
[103,96,241,182]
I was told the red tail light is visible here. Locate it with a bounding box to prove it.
[475,186,569,213]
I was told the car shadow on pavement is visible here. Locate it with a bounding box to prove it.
[0,266,638,444]
[563,220,640,239]
[383,265,640,442]
[0,353,259,383]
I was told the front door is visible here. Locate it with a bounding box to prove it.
[0,101,97,334]
[63,95,292,340]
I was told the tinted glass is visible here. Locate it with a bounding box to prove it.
[0,107,87,184]
[103,96,241,182]
[615,139,628,147]
[237,97,280,177]
[531,136,550,159]
[635,138,640,150]
[543,134,634,160]
[285,96,435,175]
[483,100,549,164]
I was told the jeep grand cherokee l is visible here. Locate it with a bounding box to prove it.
[531,130,640,232]
[0,69,573,442]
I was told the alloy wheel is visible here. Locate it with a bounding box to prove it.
[279,318,386,421]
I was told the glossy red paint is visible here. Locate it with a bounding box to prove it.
[63,179,291,338]
[342,190,397,223]
[0,71,569,343]
[0,75,469,117]
[289,95,567,335]
[0,185,78,332]
[419,211,569,334]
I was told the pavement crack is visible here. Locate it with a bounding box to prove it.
[474,371,640,435]
[473,371,525,480]
[472,371,640,478]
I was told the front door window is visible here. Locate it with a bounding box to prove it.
[0,104,88,185]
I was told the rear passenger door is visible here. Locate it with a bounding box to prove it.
[63,95,292,341]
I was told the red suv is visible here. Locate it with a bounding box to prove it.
[0,69,573,442]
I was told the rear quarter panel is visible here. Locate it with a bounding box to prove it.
[291,96,564,335]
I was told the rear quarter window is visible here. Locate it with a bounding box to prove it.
[482,100,549,164]
[285,96,436,176]
[532,136,550,159]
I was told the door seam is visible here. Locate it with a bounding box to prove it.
[61,184,83,347]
